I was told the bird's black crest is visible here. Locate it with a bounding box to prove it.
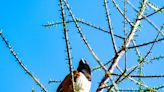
[77,58,91,80]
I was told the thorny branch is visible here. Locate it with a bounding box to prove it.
[62,0,108,72]
[139,6,164,20]
[104,0,118,54]
[59,0,75,91]
[128,37,164,49]
[0,31,48,92]
[1,0,163,91]
[127,0,164,36]
[111,73,164,78]
[43,19,125,39]
[96,0,149,91]
[115,31,162,92]
[53,0,163,91]
[107,14,163,92]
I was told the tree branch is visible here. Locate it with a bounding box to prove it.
[96,0,148,91]
[139,6,164,20]
[127,0,164,37]
[128,38,164,49]
[0,31,48,92]
[59,0,75,91]
[63,0,108,72]
[104,0,118,54]
[111,73,164,78]
[43,19,125,39]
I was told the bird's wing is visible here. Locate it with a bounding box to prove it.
[57,73,71,92]
[57,71,79,92]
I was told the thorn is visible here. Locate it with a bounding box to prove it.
[62,37,65,39]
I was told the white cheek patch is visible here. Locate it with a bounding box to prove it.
[75,72,91,92]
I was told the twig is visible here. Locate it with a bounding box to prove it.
[43,19,125,39]
[122,26,162,90]
[150,55,164,61]
[128,38,164,49]
[127,0,164,37]
[123,0,127,71]
[108,76,119,92]
[147,2,164,12]
[154,84,164,90]
[104,0,118,54]
[96,0,148,91]
[62,0,108,72]
[119,30,160,87]
[0,31,48,92]
[59,0,75,91]
[128,25,162,71]
[48,79,61,84]
[92,0,163,74]
[77,19,124,39]
[112,0,163,38]
[116,85,164,91]
[132,40,143,90]
[106,65,158,92]
[107,69,126,91]
[139,6,164,20]
[111,73,164,78]
[43,20,73,28]
[111,0,134,27]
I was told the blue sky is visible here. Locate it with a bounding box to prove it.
[0,0,164,92]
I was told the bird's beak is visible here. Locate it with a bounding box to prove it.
[81,58,87,64]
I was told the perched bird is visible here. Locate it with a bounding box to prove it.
[57,58,91,92]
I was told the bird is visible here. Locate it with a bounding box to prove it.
[57,58,91,92]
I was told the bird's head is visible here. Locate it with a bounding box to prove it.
[77,58,91,81]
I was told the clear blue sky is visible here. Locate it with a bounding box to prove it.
[0,0,164,92]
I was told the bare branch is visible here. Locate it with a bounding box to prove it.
[106,65,158,92]
[43,19,125,39]
[48,79,61,84]
[111,73,164,78]
[107,69,126,91]
[120,33,160,86]
[63,0,108,72]
[139,6,164,20]
[128,38,164,49]
[77,19,124,39]
[147,2,164,12]
[104,0,118,54]
[59,0,75,91]
[96,0,148,91]
[127,0,164,36]
[0,31,48,92]
[123,0,127,71]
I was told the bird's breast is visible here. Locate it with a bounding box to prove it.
[74,72,91,92]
